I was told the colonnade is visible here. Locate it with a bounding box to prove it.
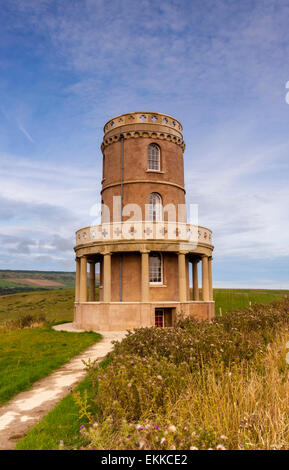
[75,252,213,303]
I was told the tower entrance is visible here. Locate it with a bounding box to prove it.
[155,308,173,327]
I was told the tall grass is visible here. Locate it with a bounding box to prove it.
[75,298,289,450]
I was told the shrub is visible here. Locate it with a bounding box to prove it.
[75,298,289,450]
[0,314,47,331]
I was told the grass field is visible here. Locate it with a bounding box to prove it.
[0,327,101,405]
[0,270,100,296]
[0,289,75,324]
[16,298,289,450]
[0,288,288,326]
[0,270,76,295]
[213,288,289,314]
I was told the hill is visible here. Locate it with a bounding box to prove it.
[0,270,99,295]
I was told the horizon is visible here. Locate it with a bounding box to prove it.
[0,0,288,289]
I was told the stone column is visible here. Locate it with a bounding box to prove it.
[75,257,80,302]
[202,255,209,301]
[141,250,150,302]
[178,251,187,302]
[208,257,213,301]
[103,252,111,302]
[79,256,87,303]
[89,262,96,301]
[192,259,199,300]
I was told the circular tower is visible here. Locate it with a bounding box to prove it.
[74,112,214,331]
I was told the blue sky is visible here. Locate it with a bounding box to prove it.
[0,0,288,288]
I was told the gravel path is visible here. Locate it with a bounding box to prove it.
[0,324,126,450]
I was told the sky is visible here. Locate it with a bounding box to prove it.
[0,0,288,288]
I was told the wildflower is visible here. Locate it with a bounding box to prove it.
[160,438,166,445]
[157,375,162,381]
[220,435,228,440]
[59,440,64,446]
[80,425,84,429]
[92,422,98,429]
[216,444,226,450]
[190,446,198,450]
[168,425,176,433]
[127,382,132,388]
[154,425,160,430]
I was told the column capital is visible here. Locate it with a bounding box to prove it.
[178,250,188,255]
[103,251,111,256]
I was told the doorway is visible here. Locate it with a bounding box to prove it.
[155,308,173,327]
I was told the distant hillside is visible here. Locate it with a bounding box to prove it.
[0,270,99,295]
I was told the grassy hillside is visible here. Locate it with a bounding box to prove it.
[0,270,100,296]
[0,289,75,323]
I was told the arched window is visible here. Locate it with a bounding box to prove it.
[149,252,162,284]
[149,193,163,222]
[148,144,160,171]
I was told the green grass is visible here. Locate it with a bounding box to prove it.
[213,288,289,315]
[0,288,99,324]
[0,327,101,406]
[15,358,110,450]
[0,289,75,323]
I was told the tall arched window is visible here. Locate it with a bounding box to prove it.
[148,144,160,171]
[149,193,163,222]
[149,252,162,283]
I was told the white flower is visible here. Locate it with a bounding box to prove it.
[220,435,228,440]
[190,446,198,450]
[216,444,226,450]
[161,438,166,444]
[168,425,176,433]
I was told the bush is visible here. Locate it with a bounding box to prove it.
[75,298,289,450]
[0,314,47,331]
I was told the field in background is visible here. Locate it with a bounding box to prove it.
[0,287,288,325]
[213,288,289,315]
[0,269,100,296]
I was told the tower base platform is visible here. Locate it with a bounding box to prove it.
[74,301,215,331]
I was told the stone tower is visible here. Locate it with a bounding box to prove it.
[74,112,214,331]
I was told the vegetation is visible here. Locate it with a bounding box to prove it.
[0,287,287,327]
[0,323,101,405]
[0,289,75,324]
[15,359,110,451]
[0,270,77,295]
[213,288,289,315]
[16,297,289,450]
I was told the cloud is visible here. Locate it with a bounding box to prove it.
[18,124,34,143]
[0,0,288,285]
